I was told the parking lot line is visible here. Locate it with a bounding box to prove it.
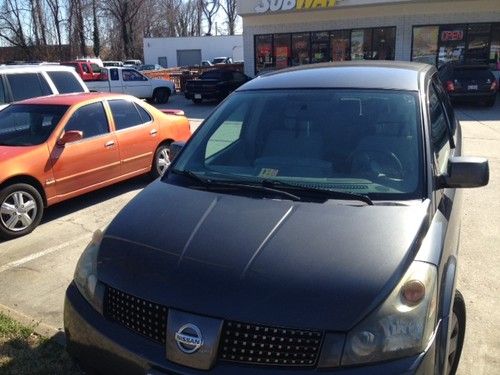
[0,234,90,274]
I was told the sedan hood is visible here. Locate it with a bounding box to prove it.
[99,180,430,331]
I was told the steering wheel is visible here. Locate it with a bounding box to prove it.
[349,149,404,182]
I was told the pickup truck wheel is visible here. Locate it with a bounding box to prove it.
[151,143,172,179]
[0,183,44,240]
[153,88,170,104]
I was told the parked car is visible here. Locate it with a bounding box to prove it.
[86,67,175,104]
[138,64,163,71]
[103,61,124,67]
[0,93,191,240]
[0,65,88,109]
[438,63,497,106]
[201,60,213,67]
[61,61,102,81]
[64,62,489,374]
[123,59,142,69]
[212,56,233,64]
[185,69,250,103]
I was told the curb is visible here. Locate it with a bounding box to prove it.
[0,302,66,346]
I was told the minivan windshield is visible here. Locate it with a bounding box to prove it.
[0,104,69,146]
[172,89,423,201]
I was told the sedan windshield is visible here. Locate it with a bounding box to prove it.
[0,104,69,146]
[172,89,424,201]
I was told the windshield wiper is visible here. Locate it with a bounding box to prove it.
[169,169,301,201]
[261,179,373,206]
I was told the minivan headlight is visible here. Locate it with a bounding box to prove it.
[342,261,437,365]
[74,229,105,314]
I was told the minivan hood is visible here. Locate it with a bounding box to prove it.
[99,180,430,331]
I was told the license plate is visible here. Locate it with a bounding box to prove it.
[194,94,202,99]
[468,85,478,90]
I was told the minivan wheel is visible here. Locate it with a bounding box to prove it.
[153,88,170,104]
[447,290,466,375]
[0,183,44,240]
[151,143,171,179]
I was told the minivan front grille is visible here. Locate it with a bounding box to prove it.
[104,286,167,344]
[218,320,323,367]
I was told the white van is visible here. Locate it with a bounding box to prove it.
[0,65,88,108]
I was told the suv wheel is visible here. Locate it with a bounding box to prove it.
[447,290,466,375]
[0,183,44,240]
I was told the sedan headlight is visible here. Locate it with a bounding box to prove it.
[74,229,105,314]
[342,261,437,365]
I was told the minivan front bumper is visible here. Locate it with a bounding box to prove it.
[64,283,438,375]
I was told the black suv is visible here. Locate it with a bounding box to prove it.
[65,62,489,375]
[438,63,497,106]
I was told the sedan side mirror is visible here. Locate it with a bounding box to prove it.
[437,156,489,189]
[57,130,83,146]
[169,141,186,161]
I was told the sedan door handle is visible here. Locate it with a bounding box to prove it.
[150,129,158,136]
[105,141,115,148]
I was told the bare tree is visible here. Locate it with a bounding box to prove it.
[46,0,65,58]
[91,0,100,56]
[201,0,219,36]
[103,0,144,58]
[220,0,237,35]
[0,0,30,58]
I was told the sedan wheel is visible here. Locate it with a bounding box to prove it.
[151,143,171,179]
[447,290,466,375]
[0,184,44,240]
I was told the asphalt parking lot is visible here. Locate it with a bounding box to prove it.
[0,95,499,374]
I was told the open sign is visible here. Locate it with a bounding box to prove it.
[441,30,464,42]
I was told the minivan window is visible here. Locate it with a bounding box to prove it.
[7,73,47,101]
[0,104,68,146]
[173,89,423,200]
[47,71,85,94]
[429,84,451,174]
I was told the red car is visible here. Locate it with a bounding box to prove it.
[0,92,191,239]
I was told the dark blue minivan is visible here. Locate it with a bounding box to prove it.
[64,62,489,374]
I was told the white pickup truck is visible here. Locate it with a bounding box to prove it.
[86,67,175,104]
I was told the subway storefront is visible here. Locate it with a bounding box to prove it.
[238,0,500,77]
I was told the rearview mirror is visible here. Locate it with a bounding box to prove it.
[169,141,185,161]
[437,156,489,189]
[57,130,83,146]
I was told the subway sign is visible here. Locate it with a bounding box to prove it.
[255,0,337,13]
[246,0,416,14]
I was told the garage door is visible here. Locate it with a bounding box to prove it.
[177,49,202,67]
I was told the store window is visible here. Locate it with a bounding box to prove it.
[351,29,373,60]
[291,33,310,66]
[437,25,466,67]
[255,34,273,74]
[372,27,396,60]
[489,24,500,70]
[330,30,350,61]
[412,26,439,65]
[465,24,491,64]
[274,34,291,70]
[311,32,330,63]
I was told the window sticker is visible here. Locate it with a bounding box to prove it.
[259,168,279,177]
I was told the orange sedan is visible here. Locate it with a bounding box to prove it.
[0,92,191,240]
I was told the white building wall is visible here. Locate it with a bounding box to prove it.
[143,35,244,68]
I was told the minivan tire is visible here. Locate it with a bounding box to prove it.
[447,290,466,375]
[0,183,44,240]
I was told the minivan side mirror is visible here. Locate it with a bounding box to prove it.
[437,156,489,189]
[57,130,83,146]
[169,141,186,161]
